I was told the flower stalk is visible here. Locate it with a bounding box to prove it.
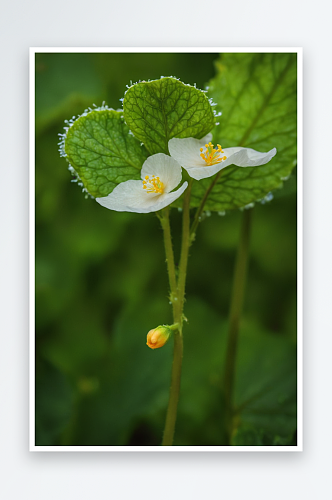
[160,181,193,446]
[190,171,223,240]
[223,208,252,443]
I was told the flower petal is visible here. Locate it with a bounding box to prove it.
[222,147,277,168]
[174,143,277,180]
[96,180,154,212]
[96,180,188,213]
[141,153,182,192]
[168,135,212,170]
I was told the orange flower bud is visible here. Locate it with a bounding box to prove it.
[146,325,171,349]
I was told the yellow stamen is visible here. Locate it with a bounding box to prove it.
[200,142,227,166]
[142,175,165,194]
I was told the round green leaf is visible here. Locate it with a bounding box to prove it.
[123,77,216,155]
[62,108,149,198]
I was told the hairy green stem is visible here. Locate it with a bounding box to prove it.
[223,208,252,443]
[177,180,192,311]
[160,207,177,297]
[161,182,192,446]
[190,172,223,239]
[161,331,183,446]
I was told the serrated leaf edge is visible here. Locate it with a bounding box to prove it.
[58,102,123,198]
[123,76,221,121]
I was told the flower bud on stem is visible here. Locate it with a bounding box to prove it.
[146,323,180,349]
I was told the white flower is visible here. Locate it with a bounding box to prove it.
[96,153,188,213]
[168,134,277,180]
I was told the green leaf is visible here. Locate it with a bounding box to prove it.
[231,424,295,446]
[190,53,297,211]
[63,108,149,198]
[175,298,296,445]
[123,77,215,155]
[232,325,297,444]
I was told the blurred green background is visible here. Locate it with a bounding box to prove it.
[35,52,297,446]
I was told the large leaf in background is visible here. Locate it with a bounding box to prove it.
[175,298,297,446]
[123,77,215,155]
[190,53,297,211]
[62,109,149,198]
[231,325,297,445]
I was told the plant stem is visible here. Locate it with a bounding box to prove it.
[223,208,252,443]
[160,207,177,297]
[177,180,192,311]
[161,330,183,446]
[161,182,192,446]
[190,171,223,239]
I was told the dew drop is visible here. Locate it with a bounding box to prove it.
[240,202,255,211]
[260,192,273,205]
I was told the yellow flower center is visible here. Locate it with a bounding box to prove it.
[200,142,227,166]
[142,175,165,194]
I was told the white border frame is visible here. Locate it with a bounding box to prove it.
[29,47,302,452]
